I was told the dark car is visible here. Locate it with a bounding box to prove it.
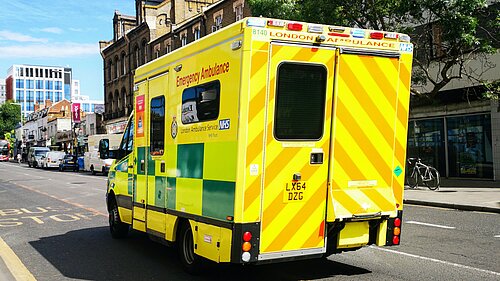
[59,154,78,172]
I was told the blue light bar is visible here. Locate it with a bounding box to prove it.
[247,18,266,28]
[351,29,365,38]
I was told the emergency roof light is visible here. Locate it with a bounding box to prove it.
[351,29,366,38]
[384,32,399,39]
[247,18,266,27]
[287,22,303,31]
[328,32,350,38]
[267,20,285,27]
[370,32,384,40]
[399,34,411,42]
[308,25,324,33]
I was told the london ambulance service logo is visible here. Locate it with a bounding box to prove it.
[171,116,178,139]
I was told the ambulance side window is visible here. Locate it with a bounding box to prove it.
[150,96,165,156]
[120,117,134,156]
[181,80,220,124]
[274,63,327,140]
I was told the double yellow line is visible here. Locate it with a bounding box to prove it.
[0,237,36,281]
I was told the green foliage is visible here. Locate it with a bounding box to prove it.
[0,102,22,139]
[247,0,499,98]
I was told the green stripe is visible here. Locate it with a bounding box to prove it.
[137,147,146,175]
[202,180,235,220]
[177,143,204,179]
[167,177,176,209]
[155,176,166,208]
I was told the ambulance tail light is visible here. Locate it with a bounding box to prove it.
[386,211,403,246]
[287,22,303,31]
[370,32,384,40]
[267,20,285,27]
[241,231,253,262]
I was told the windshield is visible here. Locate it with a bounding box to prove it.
[35,150,49,156]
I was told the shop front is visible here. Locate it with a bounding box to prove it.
[407,113,493,179]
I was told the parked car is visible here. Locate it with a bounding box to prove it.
[59,154,78,172]
[27,147,50,168]
[85,151,115,175]
[41,151,66,169]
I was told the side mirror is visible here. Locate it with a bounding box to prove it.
[99,139,110,159]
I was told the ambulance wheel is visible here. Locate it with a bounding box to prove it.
[178,221,201,274]
[109,200,129,239]
[91,166,96,175]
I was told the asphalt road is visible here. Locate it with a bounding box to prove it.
[0,161,499,281]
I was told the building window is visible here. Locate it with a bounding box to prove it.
[36,91,44,103]
[114,56,119,78]
[36,80,43,89]
[55,81,62,91]
[26,90,34,102]
[150,96,165,156]
[166,43,171,54]
[46,91,53,101]
[181,34,187,46]
[55,92,62,102]
[153,43,161,59]
[16,90,24,102]
[16,79,24,88]
[274,63,327,140]
[121,52,127,75]
[194,28,200,40]
[233,0,244,21]
[181,80,220,124]
[213,13,223,32]
[108,60,113,80]
[26,80,34,89]
[134,46,140,68]
[45,81,53,90]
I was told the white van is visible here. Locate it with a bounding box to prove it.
[27,147,50,168]
[41,151,66,169]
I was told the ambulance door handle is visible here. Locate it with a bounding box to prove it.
[140,160,145,172]
[310,152,324,164]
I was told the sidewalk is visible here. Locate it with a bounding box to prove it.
[404,179,500,213]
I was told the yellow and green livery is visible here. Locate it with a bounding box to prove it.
[104,17,412,272]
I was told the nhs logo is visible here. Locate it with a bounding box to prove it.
[219,119,230,130]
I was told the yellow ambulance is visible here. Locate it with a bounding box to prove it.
[101,17,412,272]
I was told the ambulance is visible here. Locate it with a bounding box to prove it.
[101,17,413,272]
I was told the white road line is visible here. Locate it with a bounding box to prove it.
[495,235,500,238]
[371,246,500,276]
[406,220,456,229]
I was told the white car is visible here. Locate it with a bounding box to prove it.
[41,151,66,169]
[85,151,114,175]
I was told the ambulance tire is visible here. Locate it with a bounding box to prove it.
[91,166,96,175]
[178,221,202,274]
[109,199,129,239]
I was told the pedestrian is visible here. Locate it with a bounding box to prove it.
[17,152,21,164]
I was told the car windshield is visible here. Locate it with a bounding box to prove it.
[35,150,49,156]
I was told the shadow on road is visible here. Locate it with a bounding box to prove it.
[30,227,371,280]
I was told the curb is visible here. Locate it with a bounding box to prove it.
[404,199,500,214]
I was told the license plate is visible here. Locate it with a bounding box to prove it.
[68,162,74,164]
[283,181,307,203]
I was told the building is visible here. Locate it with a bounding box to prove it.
[5,64,73,117]
[0,78,6,105]
[407,2,500,180]
[99,0,236,133]
[72,94,104,114]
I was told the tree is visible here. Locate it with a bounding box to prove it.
[248,0,500,99]
[0,102,22,139]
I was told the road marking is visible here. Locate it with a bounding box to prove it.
[406,220,456,229]
[0,237,36,281]
[495,235,500,238]
[371,246,500,276]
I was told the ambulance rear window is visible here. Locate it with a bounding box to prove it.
[274,63,327,140]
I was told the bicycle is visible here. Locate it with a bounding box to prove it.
[405,158,440,190]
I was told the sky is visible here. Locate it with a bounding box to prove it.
[0,0,136,101]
